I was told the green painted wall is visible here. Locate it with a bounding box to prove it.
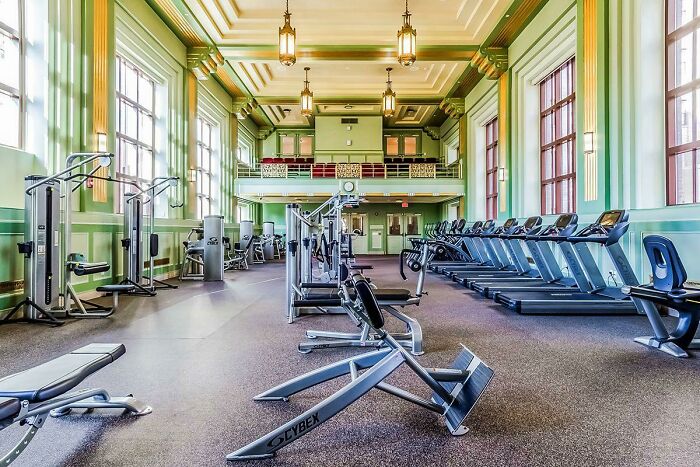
[314,116,383,157]
[262,202,441,253]
[0,0,259,314]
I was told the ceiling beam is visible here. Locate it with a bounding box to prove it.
[219,44,478,62]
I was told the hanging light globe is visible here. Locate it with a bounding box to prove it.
[382,67,396,118]
[397,0,417,66]
[279,0,296,66]
[300,67,313,117]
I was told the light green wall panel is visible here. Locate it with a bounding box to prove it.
[315,116,383,156]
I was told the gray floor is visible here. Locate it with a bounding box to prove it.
[1,257,699,466]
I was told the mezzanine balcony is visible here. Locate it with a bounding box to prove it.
[237,155,461,180]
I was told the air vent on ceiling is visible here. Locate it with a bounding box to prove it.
[341,118,359,124]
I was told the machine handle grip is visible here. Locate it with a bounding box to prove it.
[399,249,420,280]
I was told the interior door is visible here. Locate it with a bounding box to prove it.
[342,213,368,255]
[386,213,422,254]
[386,214,404,254]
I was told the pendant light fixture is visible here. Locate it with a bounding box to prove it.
[397,0,417,66]
[382,67,396,118]
[279,0,296,66]
[300,67,313,117]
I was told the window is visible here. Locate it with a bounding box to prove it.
[196,117,214,218]
[540,57,576,215]
[447,203,459,221]
[385,136,399,156]
[299,135,313,156]
[116,55,156,211]
[666,0,700,204]
[485,117,499,219]
[237,203,251,222]
[238,141,251,166]
[0,0,22,148]
[404,136,417,155]
[281,135,295,156]
[446,145,459,165]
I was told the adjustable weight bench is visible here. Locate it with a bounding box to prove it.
[0,343,151,465]
[228,273,493,461]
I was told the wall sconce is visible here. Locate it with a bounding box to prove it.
[583,132,595,154]
[97,132,108,152]
[498,167,506,182]
[188,168,197,183]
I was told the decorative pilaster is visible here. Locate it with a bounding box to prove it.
[498,72,510,215]
[91,0,110,204]
[576,0,608,212]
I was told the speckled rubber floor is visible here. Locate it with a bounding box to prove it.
[0,256,698,466]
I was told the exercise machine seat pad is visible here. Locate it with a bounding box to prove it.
[0,344,126,403]
[350,288,411,301]
[349,264,374,270]
[0,397,19,421]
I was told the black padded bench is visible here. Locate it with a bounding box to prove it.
[349,288,412,302]
[0,344,151,465]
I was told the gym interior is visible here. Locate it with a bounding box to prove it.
[0,0,699,465]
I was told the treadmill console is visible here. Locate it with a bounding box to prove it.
[555,213,578,228]
[482,220,495,230]
[523,216,543,229]
[536,213,578,239]
[598,210,624,228]
[502,218,517,229]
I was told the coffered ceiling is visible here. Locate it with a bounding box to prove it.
[187,0,513,46]
[149,0,550,128]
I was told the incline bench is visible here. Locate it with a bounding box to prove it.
[0,343,151,465]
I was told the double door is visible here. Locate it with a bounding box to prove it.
[386,213,422,254]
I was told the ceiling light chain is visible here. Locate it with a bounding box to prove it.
[300,67,313,117]
[279,0,296,66]
[382,67,396,118]
[397,0,417,66]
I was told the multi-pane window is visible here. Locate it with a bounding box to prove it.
[540,57,576,215]
[299,135,313,156]
[666,0,700,204]
[385,136,399,156]
[116,55,155,211]
[238,141,251,166]
[196,117,214,219]
[485,117,499,219]
[237,203,250,222]
[404,136,417,155]
[446,145,459,165]
[0,0,22,148]
[281,135,295,155]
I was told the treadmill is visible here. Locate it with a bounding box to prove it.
[452,216,543,287]
[494,210,640,315]
[468,214,581,297]
[430,221,488,274]
[440,219,514,276]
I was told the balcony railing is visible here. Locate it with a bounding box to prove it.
[237,161,461,179]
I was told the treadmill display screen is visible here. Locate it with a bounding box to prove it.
[523,216,540,229]
[503,218,516,228]
[599,211,621,227]
[555,214,573,228]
